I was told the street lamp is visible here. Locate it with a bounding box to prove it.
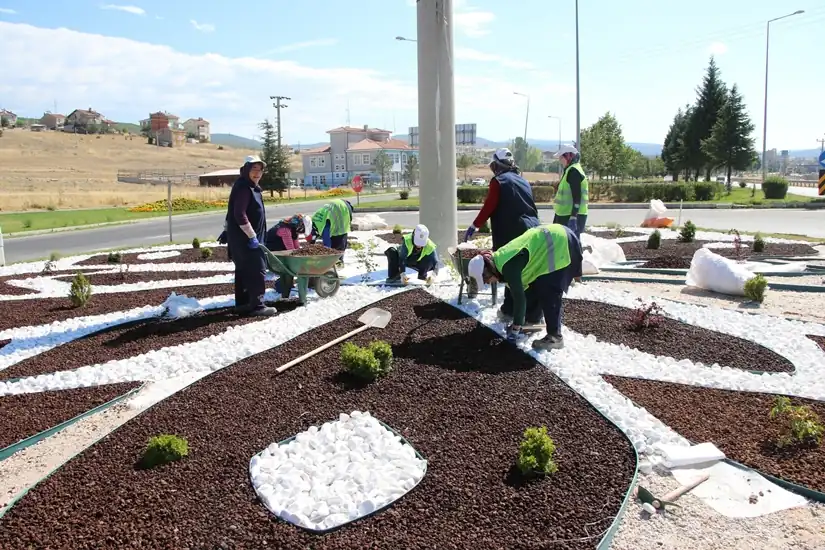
[575,0,580,152]
[513,91,530,145]
[548,115,562,177]
[761,9,804,185]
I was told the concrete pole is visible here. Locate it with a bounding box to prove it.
[417,0,457,257]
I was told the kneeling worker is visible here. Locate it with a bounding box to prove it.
[310,199,353,252]
[467,224,583,351]
[385,224,439,283]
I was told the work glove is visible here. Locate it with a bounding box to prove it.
[566,217,578,233]
[217,231,228,245]
[505,324,527,344]
[463,226,477,242]
[247,236,260,249]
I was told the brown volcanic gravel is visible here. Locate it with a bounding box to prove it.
[563,299,793,373]
[0,276,39,296]
[0,290,635,549]
[807,335,825,352]
[0,283,234,333]
[457,248,486,260]
[73,246,230,266]
[638,255,692,269]
[0,339,8,350]
[377,231,487,246]
[619,239,817,260]
[0,304,297,382]
[604,375,825,493]
[53,270,231,286]
[586,229,647,240]
[290,244,341,257]
[0,382,139,450]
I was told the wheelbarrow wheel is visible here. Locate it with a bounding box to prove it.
[314,270,340,298]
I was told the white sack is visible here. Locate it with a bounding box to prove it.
[351,214,388,231]
[643,199,668,222]
[685,248,760,296]
[580,233,626,266]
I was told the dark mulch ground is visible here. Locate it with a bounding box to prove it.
[563,299,793,373]
[619,239,817,260]
[638,256,692,269]
[0,340,8,350]
[0,283,235,333]
[73,246,230,266]
[291,244,341,257]
[807,335,825,352]
[458,248,487,259]
[52,270,231,286]
[586,229,647,240]
[0,304,297,382]
[0,290,636,549]
[0,382,140,450]
[377,231,488,246]
[604,375,825,494]
[0,275,39,296]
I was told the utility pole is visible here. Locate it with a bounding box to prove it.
[270,95,291,196]
[817,136,825,152]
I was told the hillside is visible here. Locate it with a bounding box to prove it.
[211,133,263,149]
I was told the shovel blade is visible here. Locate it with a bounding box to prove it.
[357,307,392,329]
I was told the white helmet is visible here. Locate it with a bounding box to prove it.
[302,215,313,237]
[467,254,485,289]
[413,224,429,247]
[491,148,514,165]
[554,145,579,158]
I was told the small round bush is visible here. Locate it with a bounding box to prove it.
[678,220,696,243]
[753,233,765,253]
[341,342,382,381]
[517,426,558,477]
[192,237,201,249]
[739,181,747,188]
[761,176,789,200]
[200,247,213,259]
[368,340,394,375]
[107,251,122,264]
[69,272,92,308]
[392,224,403,234]
[744,274,768,303]
[646,230,661,250]
[140,434,189,469]
[399,189,410,200]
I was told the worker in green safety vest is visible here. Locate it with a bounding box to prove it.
[310,199,353,252]
[384,224,440,283]
[466,223,583,351]
[552,144,588,238]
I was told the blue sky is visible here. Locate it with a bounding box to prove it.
[0,0,823,150]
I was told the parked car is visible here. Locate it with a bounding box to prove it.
[471,177,486,186]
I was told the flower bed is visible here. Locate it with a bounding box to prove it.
[586,229,648,240]
[52,270,231,286]
[0,290,636,548]
[73,246,230,266]
[604,375,825,494]
[637,256,692,270]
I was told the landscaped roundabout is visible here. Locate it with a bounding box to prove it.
[1,223,825,548]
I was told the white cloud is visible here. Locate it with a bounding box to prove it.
[0,7,17,14]
[456,47,535,70]
[100,4,146,16]
[263,38,338,55]
[708,41,728,55]
[190,20,215,33]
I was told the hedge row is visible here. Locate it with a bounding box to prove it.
[456,181,722,204]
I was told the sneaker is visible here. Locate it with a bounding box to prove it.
[532,334,564,351]
[248,306,277,317]
[385,275,402,284]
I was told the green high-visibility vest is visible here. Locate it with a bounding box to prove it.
[492,224,571,289]
[402,234,436,261]
[554,162,589,216]
[312,199,351,236]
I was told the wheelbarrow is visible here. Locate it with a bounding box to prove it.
[261,245,343,305]
[448,246,498,305]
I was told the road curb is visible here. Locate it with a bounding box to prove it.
[354,202,825,213]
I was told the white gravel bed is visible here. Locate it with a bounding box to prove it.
[135,250,182,260]
[250,411,427,532]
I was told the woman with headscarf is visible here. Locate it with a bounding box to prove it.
[264,213,313,295]
[224,155,276,317]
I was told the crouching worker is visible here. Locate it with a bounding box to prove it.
[310,199,353,252]
[467,223,583,351]
[265,214,313,295]
[385,224,439,283]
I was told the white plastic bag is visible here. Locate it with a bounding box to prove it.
[580,233,626,266]
[581,252,600,275]
[686,248,761,296]
[641,199,674,228]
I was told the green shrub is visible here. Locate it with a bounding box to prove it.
[392,224,403,234]
[739,181,747,188]
[349,241,364,251]
[769,397,824,448]
[762,176,789,200]
[516,426,558,477]
[107,251,122,264]
[456,186,487,204]
[753,233,765,253]
[140,434,189,469]
[479,221,491,234]
[530,185,555,202]
[341,341,393,381]
[744,274,767,303]
[399,189,410,200]
[589,181,612,202]
[678,221,696,243]
[646,230,661,250]
[69,272,92,308]
[192,238,201,249]
[49,251,61,261]
[200,247,213,259]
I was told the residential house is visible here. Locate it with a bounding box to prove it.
[146,111,185,146]
[65,108,104,130]
[183,117,210,142]
[0,109,18,127]
[40,112,65,130]
[301,125,418,188]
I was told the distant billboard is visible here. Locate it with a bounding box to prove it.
[408,123,476,147]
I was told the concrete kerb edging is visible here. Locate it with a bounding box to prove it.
[583,274,825,293]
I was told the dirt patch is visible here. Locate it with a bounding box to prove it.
[0,303,298,382]
[52,270,231,286]
[0,283,235,333]
[0,382,140,450]
[73,246,230,266]
[563,299,793,373]
[638,256,692,269]
[456,248,487,260]
[0,290,635,549]
[604,375,825,494]
[291,244,341,257]
[587,230,647,240]
[619,240,817,260]
[377,231,488,247]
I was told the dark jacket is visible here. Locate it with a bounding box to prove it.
[225,176,267,260]
[490,170,540,250]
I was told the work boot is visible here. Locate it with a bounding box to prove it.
[248,306,277,317]
[532,334,564,351]
[497,308,513,322]
[385,274,402,284]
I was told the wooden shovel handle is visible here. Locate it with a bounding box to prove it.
[276,324,372,374]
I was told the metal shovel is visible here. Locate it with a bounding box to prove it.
[275,308,392,374]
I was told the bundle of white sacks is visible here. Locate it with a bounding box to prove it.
[250,411,427,531]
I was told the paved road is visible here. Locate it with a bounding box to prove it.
[4,204,824,264]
